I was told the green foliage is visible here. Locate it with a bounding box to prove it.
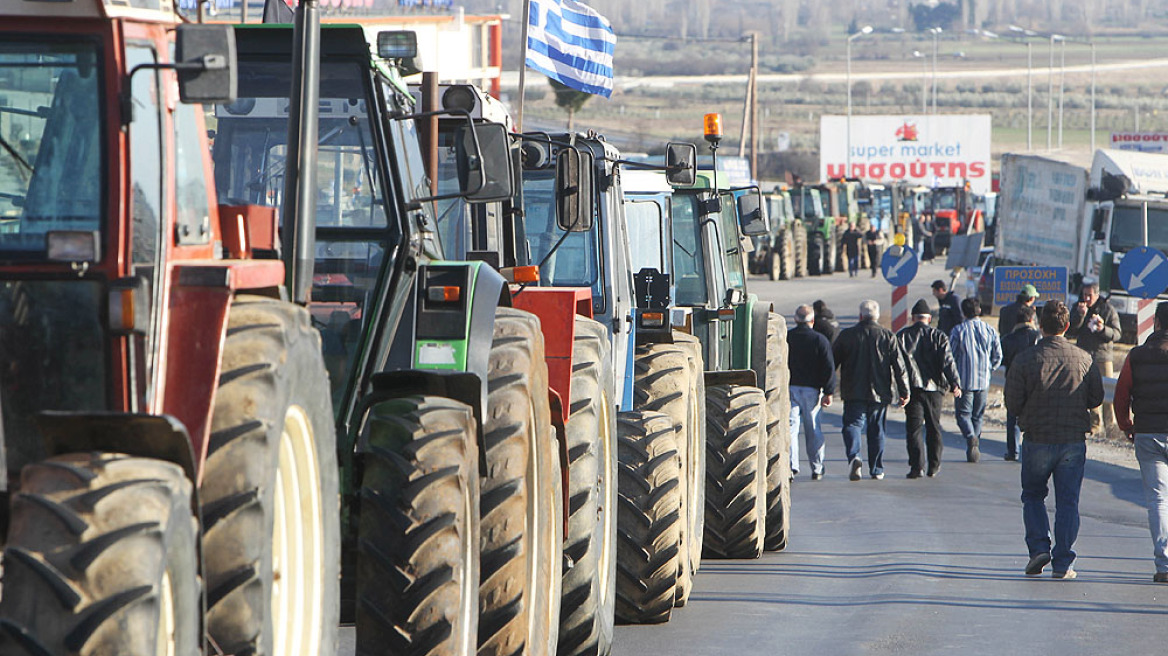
[549,78,592,115]
[909,1,960,32]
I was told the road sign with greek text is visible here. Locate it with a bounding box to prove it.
[993,266,1067,306]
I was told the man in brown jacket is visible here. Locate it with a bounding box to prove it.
[1005,301,1104,580]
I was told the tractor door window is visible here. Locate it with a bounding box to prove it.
[670,193,708,305]
[126,45,162,266]
[625,199,664,273]
[0,39,103,257]
[518,167,603,299]
[174,102,211,242]
[718,193,746,293]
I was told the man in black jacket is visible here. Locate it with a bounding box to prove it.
[931,279,962,336]
[833,300,912,481]
[897,299,962,478]
[813,299,840,344]
[1001,304,1042,461]
[787,305,837,479]
[1115,302,1168,582]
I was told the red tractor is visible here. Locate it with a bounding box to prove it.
[930,182,983,255]
[0,2,339,654]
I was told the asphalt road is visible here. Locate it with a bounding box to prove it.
[609,259,1163,655]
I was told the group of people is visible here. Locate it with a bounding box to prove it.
[785,282,1168,582]
[840,223,887,278]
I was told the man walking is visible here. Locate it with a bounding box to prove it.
[787,305,837,480]
[897,299,962,478]
[1001,304,1042,461]
[865,225,885,278]
[1114,301,1168,583]
[1005,301,1103,580]
[812,299,840,345]
[949,297,1002,463]
[842,223,863,277]
[1068,281,1121,430]
[931,279,962,335]
[999,284,1039,336]
[833,300,911,481]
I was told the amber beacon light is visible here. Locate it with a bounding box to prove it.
[703,113,723,144]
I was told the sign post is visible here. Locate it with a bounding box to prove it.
[1119,246,1168,343]
[881,244,919,332]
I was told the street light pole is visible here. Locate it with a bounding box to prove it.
[930,27,941,114]
[846,25,873,175]
[1027,42,1033,151]
[1091,42,1097,153]
[913,51,927,113]
[1047,34,1056,151]
[1058,38,1065,149]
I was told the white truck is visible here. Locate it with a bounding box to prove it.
[997,149,1168,342]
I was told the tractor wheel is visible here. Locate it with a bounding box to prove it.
[781,228,795,281]
[632,337,703,608]
[794,226,808,278]
[478,307,563,656]
[202,295,340,656]
[671,332,705,605]
[807,232,824,276]
[829,226,842,273]
[0,453,199,656]
[767,248,781,281]
[356,396,479,656]
[760,314,793,552]
[613,410,681,625]
[703,385,767,560]
[558,317,617,656]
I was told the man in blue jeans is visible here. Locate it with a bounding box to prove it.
[832,300,911,481]
[949,297,1002,463]
[1114,301,1168,582]
[1005,301,1104,580]
[787,305,837,479]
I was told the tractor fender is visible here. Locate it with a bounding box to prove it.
[704,369,757,389]
[749,299,772,389]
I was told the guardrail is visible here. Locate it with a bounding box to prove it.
[989,369,1117,405]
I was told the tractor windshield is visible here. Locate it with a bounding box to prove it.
[933,190,958,211]
[625,198,666,274]
[518,167,602,298]
[0,39,103,257]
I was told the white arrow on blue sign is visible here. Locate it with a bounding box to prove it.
[1118,246,1168,299]
[881,246,919,287]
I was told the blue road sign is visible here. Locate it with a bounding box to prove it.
[993,266,1068,306]
[1119,246,1168,299]
[881,247,919,286]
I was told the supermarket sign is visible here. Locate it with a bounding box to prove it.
[1110,132,1168,153]
[820,114,992,194]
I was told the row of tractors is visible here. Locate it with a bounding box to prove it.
[0,2,790,656]
[750,179,985,280]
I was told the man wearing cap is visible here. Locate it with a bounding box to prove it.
[931,279,963,336]
[897,299,962,478]
[1000,285,1040,336]
[1001,304,1043,461]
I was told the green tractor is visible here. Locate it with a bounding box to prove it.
[752,185,806,281]
[213,26,563,656]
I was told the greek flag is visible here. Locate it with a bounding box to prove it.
[526,0,616,98]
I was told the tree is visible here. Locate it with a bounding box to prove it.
[549,78,592,131]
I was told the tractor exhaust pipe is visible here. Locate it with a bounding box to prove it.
[281,0,320,304]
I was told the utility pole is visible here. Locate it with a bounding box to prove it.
[750,32,759,179]
[1058,38,1065,149]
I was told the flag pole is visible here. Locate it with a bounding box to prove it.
[516,0,531,132]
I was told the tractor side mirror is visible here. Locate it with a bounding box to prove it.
[456,121,514,203]
[1091,206,1108,241]
[175,24,237,104]
[556,148,594,232]
[736,188,769,236]
[665,142,697,187]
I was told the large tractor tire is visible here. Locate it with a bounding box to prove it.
[613,411,681,625]
[558,317,617,656]
[781,228,796,281]
[631,337,703,608]
[356,396,480,656]
[202,296,340,656]
[794,225,808,279]
[478,307,563,656]
[760,314,793,552]
[703,385,767,560]
[0,454,199,656]
[807,231,825,276]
